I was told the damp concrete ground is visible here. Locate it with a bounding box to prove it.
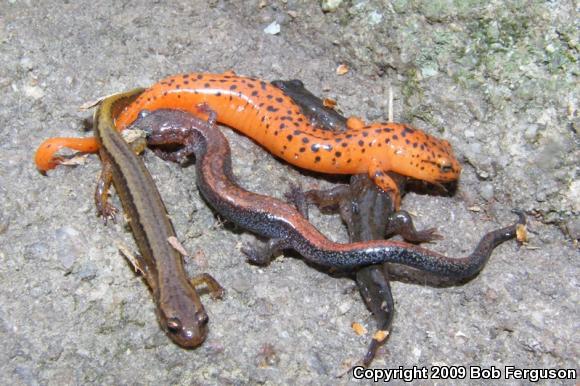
[0,1,578,385]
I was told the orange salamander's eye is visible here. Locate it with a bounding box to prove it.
[438,159,453,173]
[441,164,453,173]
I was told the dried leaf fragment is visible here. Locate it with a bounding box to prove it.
[516,223,528,243]
[323,98,337,108]
[372,330,389,342]
[351,322,367,336]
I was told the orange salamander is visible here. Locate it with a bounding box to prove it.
[35,72,461,207]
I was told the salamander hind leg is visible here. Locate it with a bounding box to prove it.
[94,150,118,222]
[368,162,401,210]
[241,238,286,265]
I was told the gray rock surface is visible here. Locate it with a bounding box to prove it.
[0,0,577,384]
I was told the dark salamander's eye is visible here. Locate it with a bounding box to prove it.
[167,317,182,333]
[441,164,453,172]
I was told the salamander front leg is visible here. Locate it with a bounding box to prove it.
[190,273,225,300]
[241,238,286,265]
[386,211,442,243]
[369,162,401,210]
[346,116,365,130]
[151,147,193,164]
[194,103,218,126]
[285,183,351,218]
[284,184,311,218]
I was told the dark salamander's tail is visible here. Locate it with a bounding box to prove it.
[277,209,525,276]
[465,210,526,271]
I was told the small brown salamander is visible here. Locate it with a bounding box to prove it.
[94,90,223,348]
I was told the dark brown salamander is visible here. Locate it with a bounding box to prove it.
[287,175,422,366]
[272,79,440,365]
[94,90,223,348]
[273,78,527,366]
[131,108,525,276]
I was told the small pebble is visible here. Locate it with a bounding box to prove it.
[23,85,44,99]
[19,56,34,70]
[264,21,281,35]
[321,0,343,12]
[54,227,85,270]
[565,217,580,240]
[337,300,352,314]
[368,11,383,25]
[479,183,495,201]
[25,241,50,262]
[0,211,9,235]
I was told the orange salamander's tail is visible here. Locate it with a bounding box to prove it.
[35,137,99,172]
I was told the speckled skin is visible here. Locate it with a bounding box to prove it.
[115,72,462,204]
[134,109,523,275]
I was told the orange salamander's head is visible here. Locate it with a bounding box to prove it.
[371,124,462,184]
